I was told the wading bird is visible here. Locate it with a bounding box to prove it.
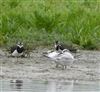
[43,49,75,69]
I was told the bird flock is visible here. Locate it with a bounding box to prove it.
[8,41,78,69]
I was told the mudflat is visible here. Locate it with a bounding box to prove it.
[0,48,100,82]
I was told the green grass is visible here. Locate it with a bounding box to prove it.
[0,0,100,50]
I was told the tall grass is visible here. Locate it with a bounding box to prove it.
[1,0,100,49]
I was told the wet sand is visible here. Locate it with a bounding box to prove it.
[0,48,100,82]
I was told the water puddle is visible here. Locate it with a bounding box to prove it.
[0,79,100,92]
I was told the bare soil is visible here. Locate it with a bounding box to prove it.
[0,48,100,82]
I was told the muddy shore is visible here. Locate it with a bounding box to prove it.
[0,48,100,82]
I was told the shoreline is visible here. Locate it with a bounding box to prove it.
[0,48,100,82]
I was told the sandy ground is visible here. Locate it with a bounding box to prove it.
[0,48,100,82]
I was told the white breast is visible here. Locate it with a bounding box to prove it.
[55,51,74,66]
[12,50,18,56]
[12,50,23,57]
[54,44,57,48]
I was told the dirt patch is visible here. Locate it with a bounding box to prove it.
[0,48,100,82]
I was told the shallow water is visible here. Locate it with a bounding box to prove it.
[0,79,100,92]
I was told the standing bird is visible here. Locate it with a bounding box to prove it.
[43,49,75,69]
[54,49,75,69]
[55,41,78,53]
[10,42,25,57]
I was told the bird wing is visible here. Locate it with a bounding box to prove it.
[10,45,17,53]
[57,52,74,59]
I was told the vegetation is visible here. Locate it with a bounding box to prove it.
[1,0,100,49]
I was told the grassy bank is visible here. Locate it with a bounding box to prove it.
[1,0,100,49]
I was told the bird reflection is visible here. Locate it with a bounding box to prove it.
[10,79,23,90]
[46,80,74,92]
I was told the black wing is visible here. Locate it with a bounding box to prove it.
[10,45,17,53]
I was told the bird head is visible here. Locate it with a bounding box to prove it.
[55,41,59,45]
[17,42,23,48]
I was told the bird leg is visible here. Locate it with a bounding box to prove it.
[56,64,59,68]
[61,65,67,70]
[17,56,18,62]
[64,65,66,69]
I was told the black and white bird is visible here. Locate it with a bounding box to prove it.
[10,42,25,57]
[55,41,78,53]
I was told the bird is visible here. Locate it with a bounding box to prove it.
[10,42,25,57]
[54,49,75,69]
[43,49,75,69]
[54,41,78,53]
